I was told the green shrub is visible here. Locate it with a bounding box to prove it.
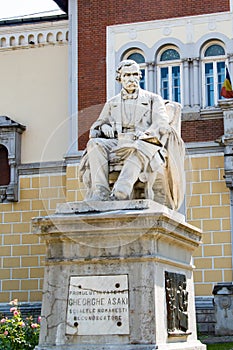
[0,299,40,350]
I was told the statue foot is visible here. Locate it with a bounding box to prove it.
[88,188,110,201]
[110,190,129,201]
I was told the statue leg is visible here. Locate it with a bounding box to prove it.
[86,138,117,200]
[111,151,142,200]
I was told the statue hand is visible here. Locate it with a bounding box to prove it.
[89,129,101,138]
[101,124,115,138]
[159,126,171,136]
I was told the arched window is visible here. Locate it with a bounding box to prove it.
[122,50,146,89]
[0,145,10,186]
[1,37,6,47]
[38,33,44,44]
[56,32,63,42]
[28,34,35,45]
[157,46,182,103]
[201,42,226,108]
[10,36,16,46]
[47,33,54,43]
[19,35,26,46]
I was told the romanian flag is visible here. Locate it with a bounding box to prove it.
[221,67,233,98]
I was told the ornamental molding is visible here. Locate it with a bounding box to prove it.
[0,116,26,202]
[0,19,68,50]
[109,11,232,34]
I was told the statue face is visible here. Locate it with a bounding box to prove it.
[120,64,140,93]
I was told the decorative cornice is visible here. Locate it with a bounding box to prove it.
[185,141,224,155]
[0,116,26,133]
[18,161,66,175]
[0,19,68,50]
[218,99,233,110]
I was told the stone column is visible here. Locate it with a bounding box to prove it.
[228,55,233,75]
[67,0,78,154]
[147,62,155,92]
[219,99,233,282]
[193,58,200,107]
[32,200,206,350]
[218,100,233,188]
[183,59,190,108]
[6,158,17,202]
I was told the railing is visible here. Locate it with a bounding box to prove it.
[0,27,68,49]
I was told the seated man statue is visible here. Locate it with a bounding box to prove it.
[79,59,185,210]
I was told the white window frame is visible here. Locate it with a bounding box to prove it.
[157,46,183,105]
[201,41,226,109]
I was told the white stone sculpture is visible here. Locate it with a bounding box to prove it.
[79,59,185,210]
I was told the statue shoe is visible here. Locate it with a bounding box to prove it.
[110,190,129,200]
[89,188,110,201]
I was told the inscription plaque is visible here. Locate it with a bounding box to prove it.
[66,275,130,335]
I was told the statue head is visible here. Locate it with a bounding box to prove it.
[116,59,142,93]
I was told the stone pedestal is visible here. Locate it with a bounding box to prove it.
[213,283,233,335]
[32,200,206,350]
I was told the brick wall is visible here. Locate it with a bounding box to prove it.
[181,119,224,143]
[78,0,229,149]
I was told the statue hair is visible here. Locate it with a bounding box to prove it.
[115,59,142,82]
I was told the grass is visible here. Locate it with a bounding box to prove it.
[207,343,233,350]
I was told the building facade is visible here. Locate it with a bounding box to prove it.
[1,0,233,333]
[0,15,69,310]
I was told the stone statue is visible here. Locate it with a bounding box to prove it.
[79,59,185,209]
[165,278,177,332]
[177,281,188,332]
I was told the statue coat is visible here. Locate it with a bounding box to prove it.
[80,88,185,209]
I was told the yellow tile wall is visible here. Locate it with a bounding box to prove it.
[68,154,232,298]
[187,153,232,296]
[0,173,66,303]
[66,164,85,202]
[1,152,231,302]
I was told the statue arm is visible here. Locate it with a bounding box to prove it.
[89,101,114,138]
[139,94,171,145]
[150,94,170,132]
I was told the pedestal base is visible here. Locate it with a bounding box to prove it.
[32,200,206,350]
[36,342,205,350]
